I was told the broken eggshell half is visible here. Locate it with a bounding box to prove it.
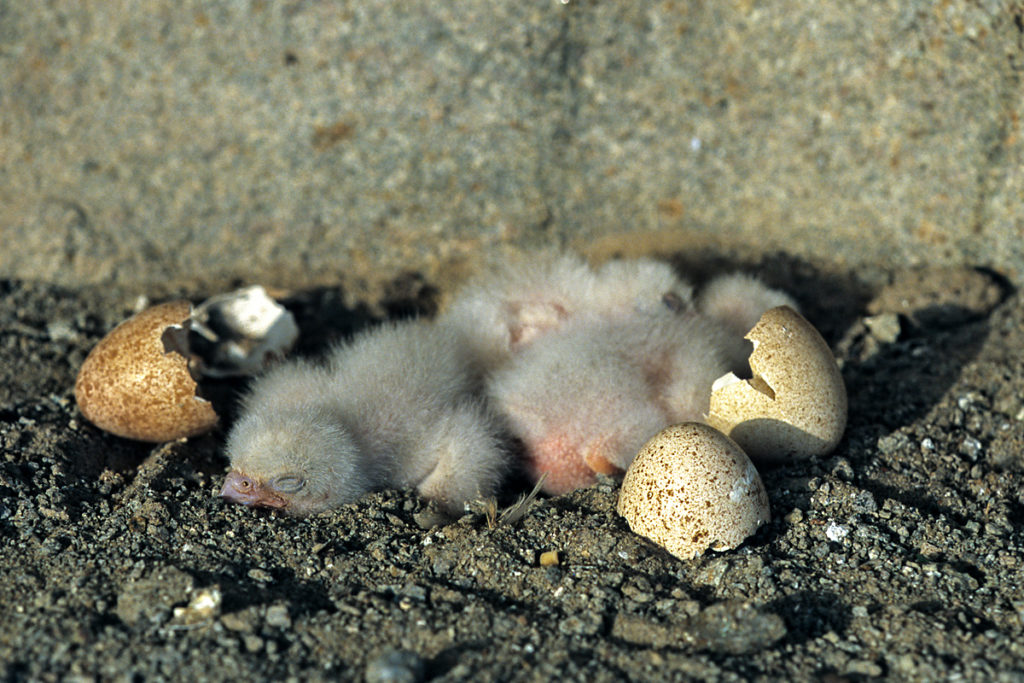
[706,305,847,463]
[74,301,219,442]
[617,422,770,561]
[74,287,298,443]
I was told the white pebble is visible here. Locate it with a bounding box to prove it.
[825,521,849,542]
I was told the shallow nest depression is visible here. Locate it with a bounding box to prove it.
[1,256,1023,681]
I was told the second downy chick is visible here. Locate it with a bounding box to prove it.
[486,268,797,495]
[440,251,695,376]
[486,309,737,495]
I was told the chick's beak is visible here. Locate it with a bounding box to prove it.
[221,471,288,509]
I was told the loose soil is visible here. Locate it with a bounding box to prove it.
[1,255,1022,681]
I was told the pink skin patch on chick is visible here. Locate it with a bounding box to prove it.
[220,471,288,509]
[527,433,625,495]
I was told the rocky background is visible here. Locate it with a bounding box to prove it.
[3,1,1024,680]
[3,1,1024,292]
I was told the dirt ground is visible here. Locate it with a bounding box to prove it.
[2,252,1023,681]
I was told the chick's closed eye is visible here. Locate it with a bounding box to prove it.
[270,474,305,493]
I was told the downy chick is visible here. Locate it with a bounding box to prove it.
[486,309,737,495]
[486,270,796,495]
[441,251,695,375]
[697,272,798,336]
[222,319,507,516]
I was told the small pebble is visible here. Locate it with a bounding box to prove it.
[248,568,273,582]
[863,312,901,344]
[365,649,425,683]
[558,613,601,636]
[825,521,849,542]
[686,601,787,654]
[846,660,883,677]
[46,320,78,342]
[877,432,910,455]
[265,604,291,629]
[413,510,449,530]
[960,436,983,460]
[243,635,264,653]
[221,612,256,633]
[538,550,560,566]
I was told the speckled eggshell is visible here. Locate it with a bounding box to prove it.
[74,301,218,442]
[707,306,847,464]
[617,422,770,561]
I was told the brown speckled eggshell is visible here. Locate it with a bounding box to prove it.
[74,301,218,442]
[707,306,847,463]
[617,422,770,561]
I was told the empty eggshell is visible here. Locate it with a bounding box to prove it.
[617,422,770,561]
[188,285,299,378]
[706,305,847,463]
[74,301,219,442]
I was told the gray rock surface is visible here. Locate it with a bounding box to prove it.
[3,1,1023,292]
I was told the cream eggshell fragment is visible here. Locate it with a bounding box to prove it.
[74,301,219,442]
[617,423,770,561]
[706,306,847,463]
[188,285,299,378]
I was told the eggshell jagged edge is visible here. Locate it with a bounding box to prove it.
[74,301,219,442]
[706,305,847,463]
[617,422,770,561]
